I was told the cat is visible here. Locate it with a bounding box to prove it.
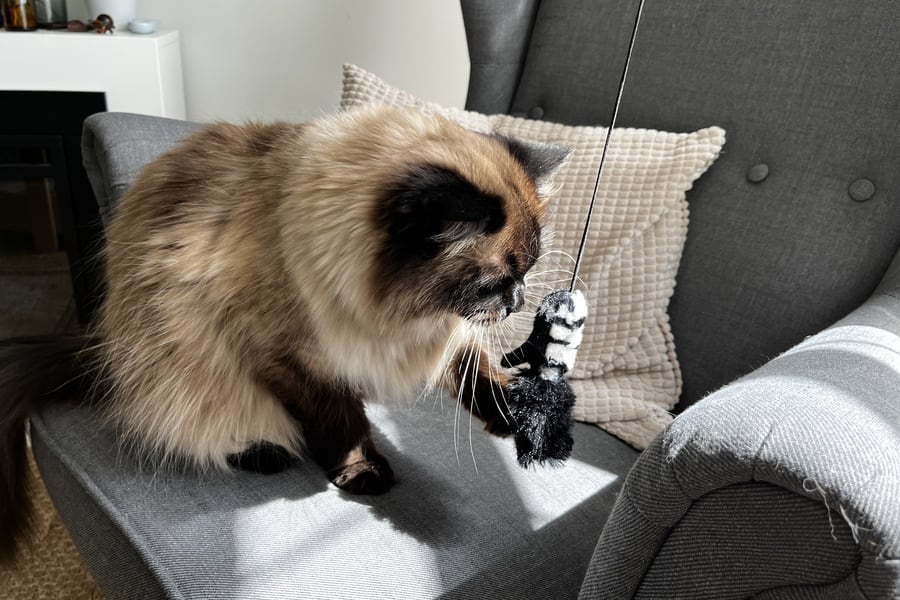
[0,105,569,563]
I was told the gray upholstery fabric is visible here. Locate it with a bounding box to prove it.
[30,425,172,599]
[751,578,867,600]
[459,0,540,115]
[32,397,638,599]
[580,284,900,598]
[636,483,861,599]
[82,112,202,224]
[461,0,900,407]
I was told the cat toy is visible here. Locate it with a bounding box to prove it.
[502,290,586,467]
[504,0,645,467]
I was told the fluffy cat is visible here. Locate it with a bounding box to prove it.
[0,105,568,563]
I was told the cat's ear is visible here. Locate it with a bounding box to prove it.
[497,136,571,196]
[387,164,505,257]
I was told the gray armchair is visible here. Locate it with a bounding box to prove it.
[30,1,899,598]
[460,1,900,597]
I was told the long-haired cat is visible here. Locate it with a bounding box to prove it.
[0,105,569,563]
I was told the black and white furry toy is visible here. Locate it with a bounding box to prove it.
[502,289,587,467]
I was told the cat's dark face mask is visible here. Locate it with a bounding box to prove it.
[443,227,539,324]
[377,136,569,324]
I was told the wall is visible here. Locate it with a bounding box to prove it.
[69,0,470,122]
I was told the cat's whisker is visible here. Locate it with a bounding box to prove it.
[468,328,483,472]
[486,327,512,426]
[525,277,579,289]
[537,248,578,265]
[525,283,556,293]
[524,286,557,298]
[526,266,574,276]
[525,267,575,279]
[533,278,578,286]
[453,332,478,466]
[524,279,568,291]
[426,317,469,402]
[525,273,571,283]
[495,318,521,355]
[526,274,588,292]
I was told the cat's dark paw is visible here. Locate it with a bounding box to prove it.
[327,453,396,495]
[227,442,295,474]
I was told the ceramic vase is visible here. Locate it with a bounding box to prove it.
[84,0,135,28]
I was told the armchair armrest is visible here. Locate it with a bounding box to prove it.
[580,255,900,599]
[82,112,202,224]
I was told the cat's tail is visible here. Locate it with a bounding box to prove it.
[0,334,100,565]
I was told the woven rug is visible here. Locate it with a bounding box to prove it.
[0,245,103,598]
[0,452,103,600]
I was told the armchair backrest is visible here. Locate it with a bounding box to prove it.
[462,0,900,406]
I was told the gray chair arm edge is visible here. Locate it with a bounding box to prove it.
[580,252,900,599]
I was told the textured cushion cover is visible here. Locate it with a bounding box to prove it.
[341,64,725,449]
[32,396,639,600]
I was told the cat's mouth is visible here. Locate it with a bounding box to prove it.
[467,301,521,325]
[469,309,509,325]
[457,278,526,325]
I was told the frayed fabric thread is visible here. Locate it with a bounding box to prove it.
[802,477,871,544]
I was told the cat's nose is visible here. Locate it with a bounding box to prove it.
[505,279,525,314]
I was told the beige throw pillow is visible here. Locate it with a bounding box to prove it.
[341,64,725,449]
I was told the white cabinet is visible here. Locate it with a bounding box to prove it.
[0,28,185,118]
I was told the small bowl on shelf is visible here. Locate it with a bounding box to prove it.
[128,19,158,34]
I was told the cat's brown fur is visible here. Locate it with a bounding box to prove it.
[0,105,567,561]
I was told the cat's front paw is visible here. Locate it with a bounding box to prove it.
[327,451,396,495]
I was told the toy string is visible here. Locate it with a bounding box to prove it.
[569,0,647,292]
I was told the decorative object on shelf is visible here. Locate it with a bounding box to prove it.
[65,13,114,33]
[91,13,113,33]
[84,0,134,29]
[1,0,38,31]
[33,0,66,28]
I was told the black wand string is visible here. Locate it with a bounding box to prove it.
[569,0,647,292]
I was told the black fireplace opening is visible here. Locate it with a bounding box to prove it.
[0,91,107,327]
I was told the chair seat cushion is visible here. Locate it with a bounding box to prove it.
[31,396,638,599]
